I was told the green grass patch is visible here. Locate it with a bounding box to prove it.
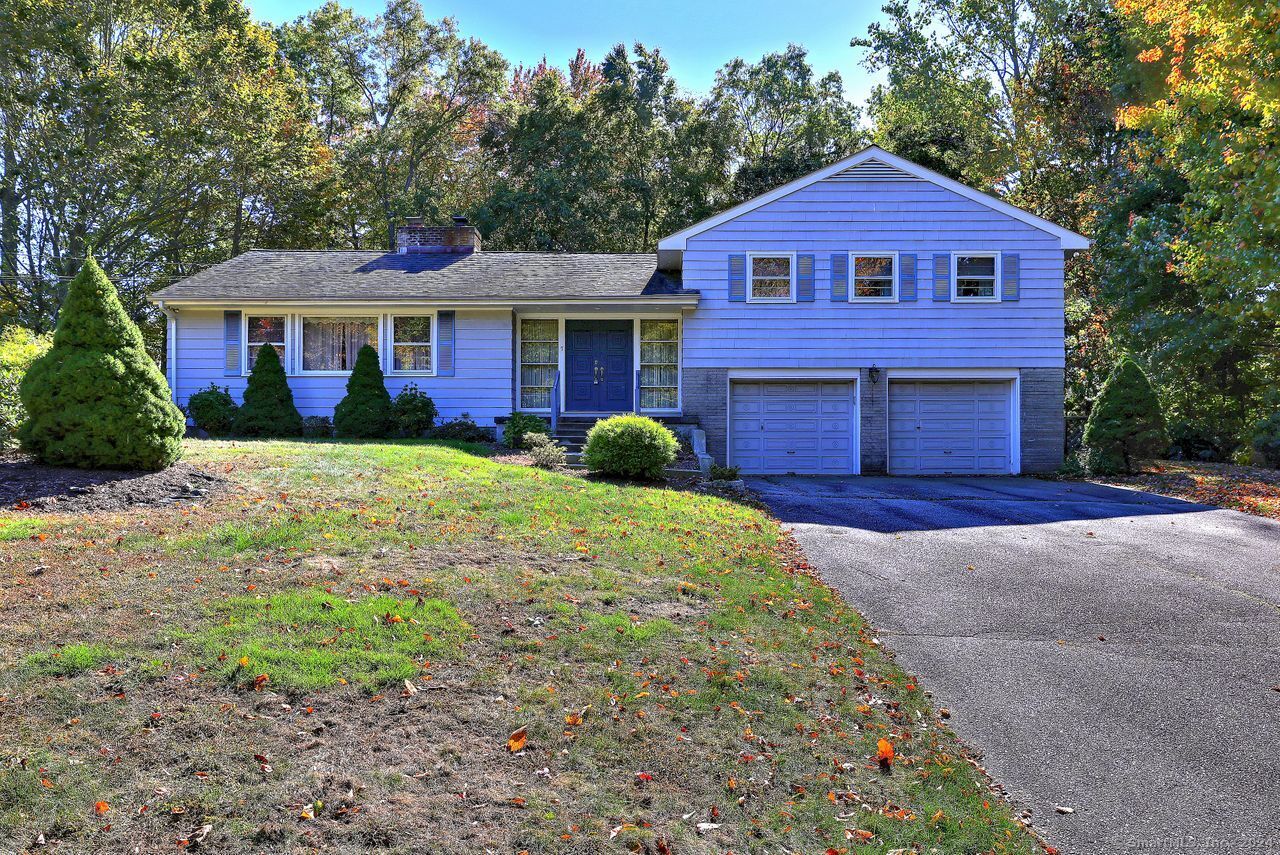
[0,516,44,541]
[22,643,117,677]
[184,588,470,693]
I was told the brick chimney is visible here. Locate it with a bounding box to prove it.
[396,215,481,254]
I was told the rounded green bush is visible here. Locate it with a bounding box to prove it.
[392,383,437,437]
[187,384,238,437]
[581,415,678,480]
[232,344,303,437]
[1252,403,1280,468]
[334,344,393,438]
[18,256,184,470]
[503,411,548,449]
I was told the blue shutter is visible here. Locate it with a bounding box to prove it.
[1001,252,1020,301]
[899,254,917,302]
[727,254,746,302]
[796,254,815,302]
[933,254,951,302]
[224,310,241,376]
[437,311,455,376]
[830,253,848,302]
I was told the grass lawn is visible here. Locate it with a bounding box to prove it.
[1093,459,1280,521]
[0,439,1044,854]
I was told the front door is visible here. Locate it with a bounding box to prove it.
[565,320,633,412]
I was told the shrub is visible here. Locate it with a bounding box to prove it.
[429,417,493,442]
[1252,399,1280,468]
[503,411,549,449]
[186,384,238,437]
[392,383,437,437]
[232,344,303,437]
[709,464,740,481]
[524,433,567,469]
[581,415,678,480]
[1166,419,1222,462]
[18,257,184,470]
[302,415,334,439]
[0,326,51,449]
[334,345,394,438]
[1082,356,1168,474]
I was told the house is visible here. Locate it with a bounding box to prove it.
[151,146,1088,476]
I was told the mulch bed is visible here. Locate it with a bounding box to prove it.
[1,451,228,512]
[1093,459,1280,521]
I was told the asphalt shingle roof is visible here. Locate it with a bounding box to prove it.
[151,250,690,303]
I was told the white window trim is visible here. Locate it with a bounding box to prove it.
[388,312,436,377]
[638,317,682,414]
[517,317,561,413]
[951,252,1002,303]
[746,251,797,303]
[297,312,382,376]
[242,313,289,377]
[849,251,899,303]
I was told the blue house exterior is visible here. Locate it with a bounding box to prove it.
[152,147,1088,476]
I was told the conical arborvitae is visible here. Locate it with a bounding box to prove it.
[1083,355,1168,473]
[232,344,303,437]
[18,256,184,470]
[333,344,393,438]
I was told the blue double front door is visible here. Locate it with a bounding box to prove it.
[565,320,633,412]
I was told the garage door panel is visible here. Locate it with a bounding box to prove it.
[730,381,857,475]
[889,381,1012,475]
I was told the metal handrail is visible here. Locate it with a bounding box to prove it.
[550,369,561,435]
[634,368,641,414]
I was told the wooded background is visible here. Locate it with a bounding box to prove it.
[1,0,1276,455]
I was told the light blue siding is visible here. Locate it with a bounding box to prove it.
[172,308,512,425]
[681,178,1065,370]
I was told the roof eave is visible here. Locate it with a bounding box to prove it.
[148,293,701,308]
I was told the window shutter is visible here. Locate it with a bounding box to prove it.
[437,311,455,376]
[830,253,848,301]
[728,254,746,302]
[1001,252,1020,301]
[932,254,951,302]
[899,254,917,302]
[224,310,241,376]
[796,254,815,302]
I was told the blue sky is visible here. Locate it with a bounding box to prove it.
[246,0,886,105]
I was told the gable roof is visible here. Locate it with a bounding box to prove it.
[151,250,692,305]
[656,146,1091,253]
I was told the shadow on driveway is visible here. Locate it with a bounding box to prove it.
[749,475,1214,534]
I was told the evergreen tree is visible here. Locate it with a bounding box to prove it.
[17,256,184,470]
[232,344,302,437]
[1083,356,1167,473]
[333,344,393,438]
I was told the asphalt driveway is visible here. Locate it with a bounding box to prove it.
[750,476,1280,855]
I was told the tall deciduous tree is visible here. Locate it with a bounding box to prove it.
[1100,0,1280,451]
[278,0,507,249]
[711,45,864,202]
[0,0,332,334]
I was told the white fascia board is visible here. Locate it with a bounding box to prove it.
[657,146,1092,252]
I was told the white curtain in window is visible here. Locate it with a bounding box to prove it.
[303,317,377,371]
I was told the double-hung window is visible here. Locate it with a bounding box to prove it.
[852,254,897,301]
[953,254,999,301]
[639,319,679,410]
[747,254,795,302]
[391,315,433,373]
[245,315,286,372]
[301,315,378,372]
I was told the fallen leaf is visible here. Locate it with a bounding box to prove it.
[94,801,110,816]
[877,738,894,772]
[507,726,528,753]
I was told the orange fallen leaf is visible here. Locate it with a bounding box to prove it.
[507,726,528,752]
[877,738,894,771]
[94,801,110,816]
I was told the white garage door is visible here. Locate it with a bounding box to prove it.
[730,381,857,475]
[888,381,1013,475]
